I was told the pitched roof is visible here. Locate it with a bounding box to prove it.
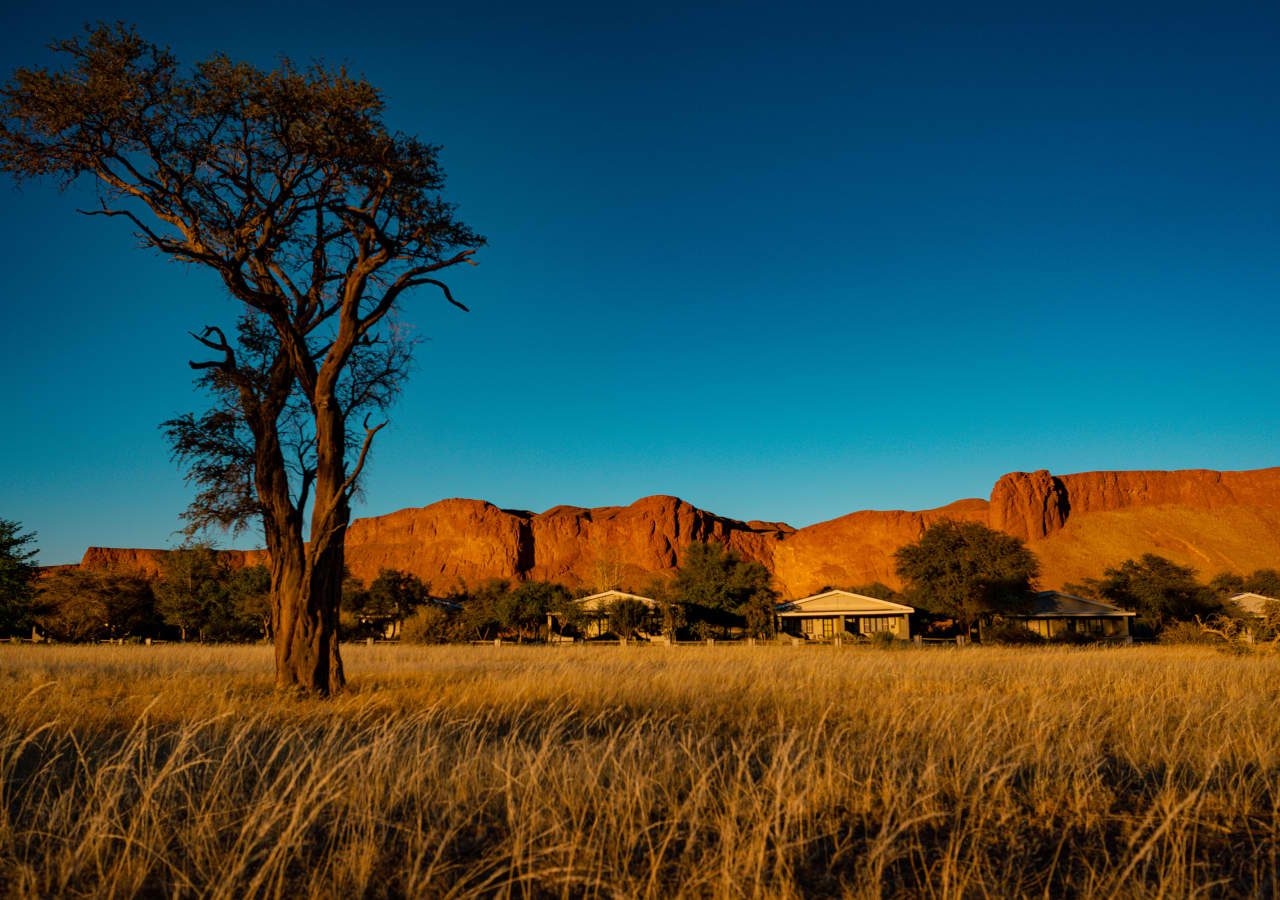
[1015,590,1135,618]
[575,590,658,611]
[1230,592,1279,617]
[775,589,914,616]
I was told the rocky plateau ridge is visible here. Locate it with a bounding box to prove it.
[79,467,1280,598]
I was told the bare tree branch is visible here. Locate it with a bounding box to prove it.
[340,415,387,499]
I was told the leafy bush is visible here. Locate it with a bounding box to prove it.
[400,605,459,644]
[606,598,651,640]
[1158,621,1225,645]
[985,622,1045,645]
[36,569,159,642]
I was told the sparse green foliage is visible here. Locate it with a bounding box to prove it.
[739,589,778,639]
[606,598,651,640]
[894,519,1039,634]
[638,576,685,638]
[365,570,430,621]
[339,568,433,638]
[985,621,1046,645]
[506,581,570,640]
[452,580,573,641]
[674,542,778,635]
[35,568,158,642]
[458,579,511,640]
[1209,571,1246,600]
[226,565,272,640]
[399,604,459,644]
[1082,555,1220,628]
[676,543,767,611]
[550,592,593,639]
[154,544,231,641]
[0,518,38,635]
[1245,569,1280,598]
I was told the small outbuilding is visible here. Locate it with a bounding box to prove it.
[1229,592,1280,619]
[1007,591,1135,640]
[775,590,913,641]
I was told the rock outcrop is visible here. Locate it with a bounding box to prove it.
[81,466,1280,597]
[989,470,1070,541]
[79,545,265,576]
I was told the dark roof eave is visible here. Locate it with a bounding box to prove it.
[1009,611,1136,618]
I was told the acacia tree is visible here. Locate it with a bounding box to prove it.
[1075,555,1218,629]
[36,568,158,642]
[154,542,234,641]
[0,26,482,693]
[674,542,778,635]
[894,519,1039,637]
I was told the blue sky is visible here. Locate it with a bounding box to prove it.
[2,1,1277,563]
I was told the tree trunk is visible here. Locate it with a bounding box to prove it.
[269,387,350,696]
[264,513,347,696]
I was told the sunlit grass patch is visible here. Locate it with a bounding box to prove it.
[1,643,1278,897]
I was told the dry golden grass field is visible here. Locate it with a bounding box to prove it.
[2,643,1279,898]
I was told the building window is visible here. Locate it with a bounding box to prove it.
[1025,619,1050,637]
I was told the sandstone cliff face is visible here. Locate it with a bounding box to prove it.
[525,495,784,588]
[1055,468,1280,518]
[989,470,1070,541]
[81,467,1280,599]
[341,498,529,587]
[770,499,989,597]
[264,494,787,591]
[79,546,264,576]
[80,547,174,576]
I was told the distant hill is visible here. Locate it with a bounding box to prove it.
[81,466,1280,597]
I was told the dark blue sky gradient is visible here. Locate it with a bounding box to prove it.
[2,1,1277,563]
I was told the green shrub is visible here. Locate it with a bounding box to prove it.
[985,623,1045,645]
[400,605,456,644]
[1158,621,1224,645]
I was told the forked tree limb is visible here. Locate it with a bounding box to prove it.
[341,415,387,499]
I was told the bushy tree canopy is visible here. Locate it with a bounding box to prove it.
[364,569,431,622]
[1246,569,1280,598]
[154,544,231,641]
[226,564,272,640]
[894,520,1039,632]
[673,542,777,636]
[1078,555,1219,627]
[36,569,158,642]
[0,518,38,635]
[606,598,651,640]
